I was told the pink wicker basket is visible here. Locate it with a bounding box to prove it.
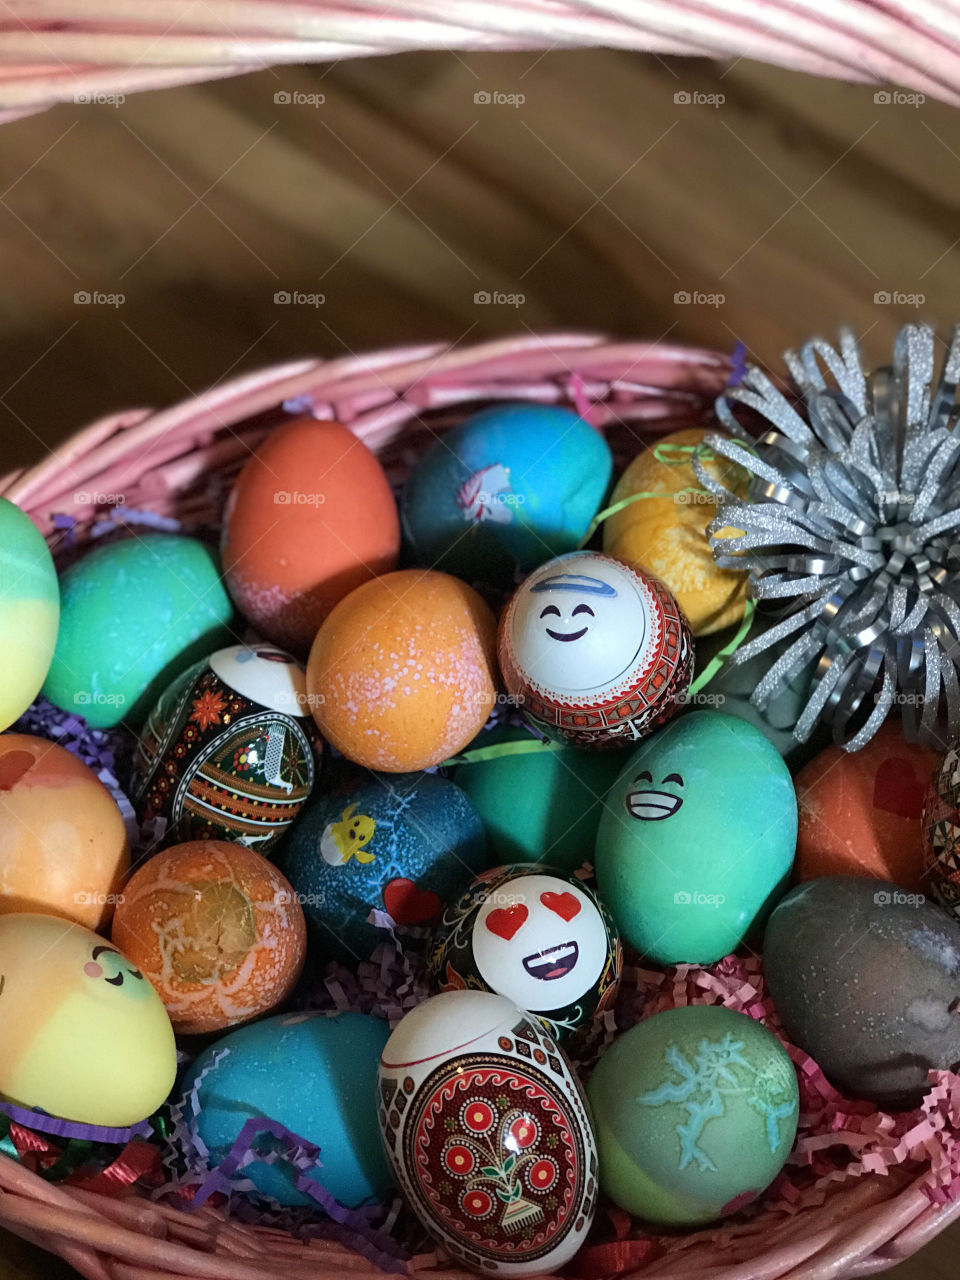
[2,333,960,1280]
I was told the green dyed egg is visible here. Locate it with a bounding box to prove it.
[587,1005,798,1225]
[0,499,59,731]
[43,535,235,728]
[451,727,625,873]
[594,711,797,963]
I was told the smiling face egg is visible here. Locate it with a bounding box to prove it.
[429,866,621,1038]
[0,913,177,1127]
[498,552,693,748]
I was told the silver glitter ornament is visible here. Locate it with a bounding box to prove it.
[693,324,960,751]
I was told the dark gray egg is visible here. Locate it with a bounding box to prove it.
[763,876,960,1108]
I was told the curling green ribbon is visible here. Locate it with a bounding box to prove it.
[688,598,757,696]
[443,737,566,767]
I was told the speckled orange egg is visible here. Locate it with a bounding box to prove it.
[0,733,129,929]
[222,418,401,654]
[111,840,306,1035]
[307,570,498,772]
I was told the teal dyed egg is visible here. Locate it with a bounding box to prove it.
[181,1010,393,1209]
[594,712,797,963]
[43,535,235,729]
[400,404,613,586]
[0,498,59,731]
[587,1005,798,1225]
[451,727,625,874]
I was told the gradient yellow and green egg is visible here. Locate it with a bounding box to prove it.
[0,499,59,731]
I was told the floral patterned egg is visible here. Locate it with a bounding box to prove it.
[132,644,320,854]
[379,990,597,1276]
[429,865,621,1039]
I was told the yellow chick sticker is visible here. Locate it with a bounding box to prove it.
[320,804,377,866]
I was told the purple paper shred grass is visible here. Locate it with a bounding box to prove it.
[90,507,181,538]
[0,1099,153,1146]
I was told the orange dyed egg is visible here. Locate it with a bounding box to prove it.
[0,733,129,929]
[222,418,401,653]
[111,840,306,1035]
[307,570,498,772]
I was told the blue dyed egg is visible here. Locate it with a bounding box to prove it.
[400,404,613,584]
[280,769,489,963]
[595,712,797,963]
[181,1010,393,1209]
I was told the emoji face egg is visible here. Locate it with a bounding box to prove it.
[379,990,598,1276]
[498,552,692,748]
[0,498,59,732]
[133,643,319,854]
[0,913,176,1127]
[429,866,620,1038]
[111,840,307,1035]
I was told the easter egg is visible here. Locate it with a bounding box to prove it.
[42,535,235,729]
[307,570,498,771]
[602,428,748,636]
[379,991,597,1275]
[921,744,960,921]
[0,499,59,732]
[401,404,613,586]
[595,712,797,963]
[797,721,937,893]
[280,768,488,963]
[132,643,319,853]
[222,418,400,653]
[111,840,306,1035]
[0,733,129,929]
[764,876,960,1106]
[498,552,692,749]
[429,865,621,1038]
[451,727,625,873]
[0,913,176,1127]
[587,1005,798,1225]
[182,1010,392,1208]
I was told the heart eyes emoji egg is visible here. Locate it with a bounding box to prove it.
[429,865,621,1038]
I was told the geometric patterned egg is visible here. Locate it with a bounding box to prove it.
[133,644,320,855]
[379,990,597,1276]
[922,743,960,920]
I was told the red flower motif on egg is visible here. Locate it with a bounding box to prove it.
[190,688,227,731]
[461,1099,495,1134]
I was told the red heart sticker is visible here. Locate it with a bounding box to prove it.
[485,904,529,941]
[383,879,443,925]
[540,890,581,922]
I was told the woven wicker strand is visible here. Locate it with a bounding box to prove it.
[1,333,959,1278]
[1,0,960,121]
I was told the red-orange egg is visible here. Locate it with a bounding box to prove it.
[0,733,129,929]
[111,840,306,1035]
[307,570,498,772]
[222,418,400,653]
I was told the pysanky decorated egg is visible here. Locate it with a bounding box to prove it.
[182,1010,392,1208]
[797,721,937,893]
[307,570,498,771]
[401,404,613,587]
[587,1005,798,1225]
[379,991,597,1275]
[111,840,306,1034]
[222,418,400,654]
[133,643,318,853]
[602,428,749,637]
[595,712,797,963]
[42,535,234,729]
[0,913,176,1127]
[280,768,488,964]
[451,728,625,874]
[0,499,59,732]
[428,865,621,1038]
[764,876,960,1106]
[498,551,692,749]
[922,744,960,920]
[0,733,129,929]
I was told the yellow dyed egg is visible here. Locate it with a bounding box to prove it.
[0,913,177,1127]
[602,428,748,636]
[0,499,59,732]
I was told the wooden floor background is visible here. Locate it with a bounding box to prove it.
[2,43,960,1279]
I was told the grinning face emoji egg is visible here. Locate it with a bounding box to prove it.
[0,913,177,1127]
[498,552,692,748]
[624,767,686,821]
[429,866,621,1038]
